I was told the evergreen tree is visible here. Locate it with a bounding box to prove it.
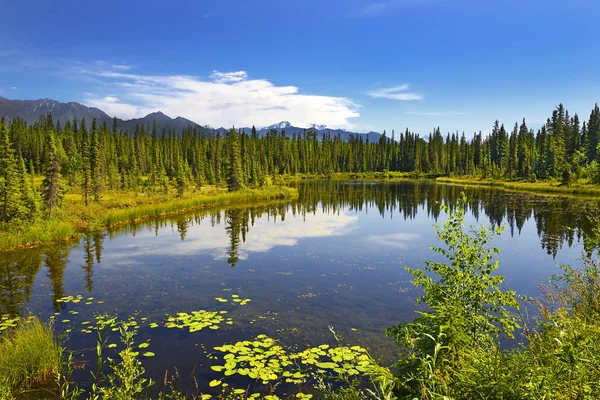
[0,120,22,223]
[41,132,63,214]
[80,120,91,206]
[227,128,244,191]
[90,118,103,202]
[18,157,38,220]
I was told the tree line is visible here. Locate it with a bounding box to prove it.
[1,102,599,225]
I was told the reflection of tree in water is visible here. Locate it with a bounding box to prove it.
[176,218,189,241]
[226,209,243,268]
[94,233,104,263]
[102,181,600,260]
[295,181,600,258]
[82,237,95,293]
[44,248,69,313]
[0,181,593,315]
[0,249,42,315]
[82,233,104,293]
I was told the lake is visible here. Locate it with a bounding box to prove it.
[2,180,599,396]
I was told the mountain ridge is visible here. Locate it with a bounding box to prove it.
[0,97,382,141]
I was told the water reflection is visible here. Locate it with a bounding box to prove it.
[0,250,42,315]
[0,180,599,320]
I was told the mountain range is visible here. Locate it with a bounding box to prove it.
[0,97,382,142]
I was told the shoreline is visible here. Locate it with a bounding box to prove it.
[0,186,298,252]
[435,177,600,197]
[280,172,600,198]
[2,174,599,253]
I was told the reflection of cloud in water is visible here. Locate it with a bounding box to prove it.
[106,210,358,264]
[364,233,420,249]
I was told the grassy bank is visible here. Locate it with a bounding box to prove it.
[0,316,62,398]
[437,176,600,196]
[0,186,297,251]
[275,171,439,184]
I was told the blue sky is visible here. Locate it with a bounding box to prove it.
[1,0,599,134]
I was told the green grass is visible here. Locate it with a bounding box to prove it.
[0,186,297,251]
[436,176,600,197]
[101,186,297,227]
[275,171,437,183]
[0,218,78,251]
[0,317,62,397]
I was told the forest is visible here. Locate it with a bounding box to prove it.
[1,102,599,251]
[1,103,600,398]
[1,102,600,229]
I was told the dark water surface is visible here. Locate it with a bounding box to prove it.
[2,181,599,395]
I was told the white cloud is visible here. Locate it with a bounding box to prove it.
[11,86,17,90]
[112,64,133,71]
[405,111,466,117]
[364,233,420,249]
[368,85,423,101]
[101,209,358,264]
[82,68,360,129]
[90,96,142,119]
[210,70,248,83]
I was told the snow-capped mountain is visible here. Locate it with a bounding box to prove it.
[0,97,383,142]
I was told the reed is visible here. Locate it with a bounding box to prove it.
[0,317,62,396]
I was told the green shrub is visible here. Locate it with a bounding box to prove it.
[386,194,520,399]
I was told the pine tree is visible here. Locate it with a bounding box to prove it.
[175,158,186,198]
[0,119,22,223]
[227,128,244,191]
[80,119,91,206]
[90,118,103,202]
[18,156,38,220]
[42,132,63,214]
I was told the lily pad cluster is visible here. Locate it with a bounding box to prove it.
[165,310,232,332]
[0,315,19,332]
[211,335,373,389]
[214,294,251,306]
[291,345,371,377]
[212,334,294,384]
[56,294,103,304]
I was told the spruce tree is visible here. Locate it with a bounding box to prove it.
[42,132,63,214]
[227,128,244,191]
[0,120,22,223]
[90,118,103,202]
[18,156,38,220]
[175,158,186,198]
[80,119,91,206]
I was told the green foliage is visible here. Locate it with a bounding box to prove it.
[386,193,519,398]
[90,322,155,399]
[42,132,65,214]
[0,316,62,396]
[227,128,244,192]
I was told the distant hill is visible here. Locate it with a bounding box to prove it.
[0,97,204,135]
[0,97,382,141]
[209,121,382,142]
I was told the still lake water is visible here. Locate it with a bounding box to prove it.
[2,181,599,395]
